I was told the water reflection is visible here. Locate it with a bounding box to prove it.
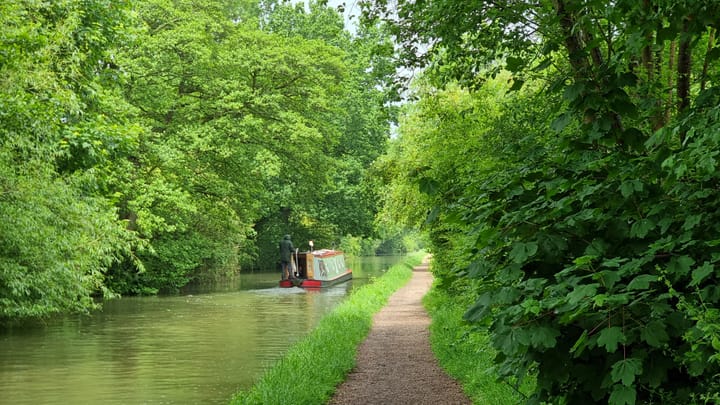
[0,255,403,405]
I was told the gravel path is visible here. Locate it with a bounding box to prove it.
[329,258,471,405]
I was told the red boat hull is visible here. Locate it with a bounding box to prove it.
[279,269,352,288]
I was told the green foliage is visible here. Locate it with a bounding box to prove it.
[424,280,534,404]
[1,0,396,320]
[0,159,132,319]
[366,0,720,402]
[338,234,363,257]
[0,0,135,321]
[246,1,397,266]
[105,0,395,287]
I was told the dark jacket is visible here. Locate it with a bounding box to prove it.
[279,235,294,262]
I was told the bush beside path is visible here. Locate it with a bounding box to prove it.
[328,257,471,405]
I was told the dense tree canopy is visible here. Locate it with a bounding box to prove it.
[1,0,396,321]
[365,0,720,403]
[0,0,137,319]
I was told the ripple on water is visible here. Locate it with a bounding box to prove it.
[0,256,405,404]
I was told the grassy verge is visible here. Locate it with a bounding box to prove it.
[424,285,535,404]
[230,252,425,405]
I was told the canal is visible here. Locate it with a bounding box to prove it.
[0,255,405,405]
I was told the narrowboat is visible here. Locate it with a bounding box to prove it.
[279,249,352,288]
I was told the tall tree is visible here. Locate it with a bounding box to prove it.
[252,0,398,262]
[0,0,137,320]
[365,1,720,403]
[108,0,350,289]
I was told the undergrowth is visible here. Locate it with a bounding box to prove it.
[424,282,536,404]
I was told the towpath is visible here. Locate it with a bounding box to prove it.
[329,257,471,405]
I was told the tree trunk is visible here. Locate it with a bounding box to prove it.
[553,0,589,76]
[642,0,654,82]
[666,40,676,125]
[677,20,692,113]
[701,28,716,92]
[677,19,692,143]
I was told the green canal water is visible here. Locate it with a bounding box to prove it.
[0,255,405,405]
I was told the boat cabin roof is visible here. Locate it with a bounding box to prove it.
[310,249,343,258]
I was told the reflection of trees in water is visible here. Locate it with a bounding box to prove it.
[0,257,404,403]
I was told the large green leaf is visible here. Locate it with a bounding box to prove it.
[627,274,656,290]
[609,384,637,405]
[690,262,714,287]
[611,358,643,386]
[597,326,625,353]
[640,320,669,347]
[509,241,538,263]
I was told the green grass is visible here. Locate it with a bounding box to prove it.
[230,252,425,405]
[424,285,536,404]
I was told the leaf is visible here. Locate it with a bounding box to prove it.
[496,327,530,355]
[463,293,493,322]
[425,206,440,224]
[627,274,656,290]
[619,181,634,198]
[597,326,624,353]
[533,58,552,72]
[690,262,714,287]
[509,242,538,263]
[640,320,669,347]
[467,260,493,279]
[611,358,643,386]
[630,218,654,238]
[551,112,573,132]
[668,255,695,277]
[567,283,599,305]
[573,254,597,267]
[570,330,589,356]
[619,179,643,198]
[521,298,541,315]
[682,214,702,231]
[418,177,440,195]
[505,56,525,72]
[601,257,624,268]
[657,217,673,234]
[596,271,621,289]
[585,239,608,256]
[529,325,559,349]
[564,82,585,101]
[508,78,524,92]
[609,384,637,405]
[688,358,707,376]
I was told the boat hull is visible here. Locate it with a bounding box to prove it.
[278,249,352,288]
[279,269,352,288]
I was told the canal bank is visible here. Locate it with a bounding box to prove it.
[328,256,471,405]
[231,254,471,405]
[230,253,424,404]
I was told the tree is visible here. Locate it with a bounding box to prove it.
[251,0,398,264]
[0,0,137,320]
[0,0,401,321]
[364,1,720,403]
[106,0,353,289]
